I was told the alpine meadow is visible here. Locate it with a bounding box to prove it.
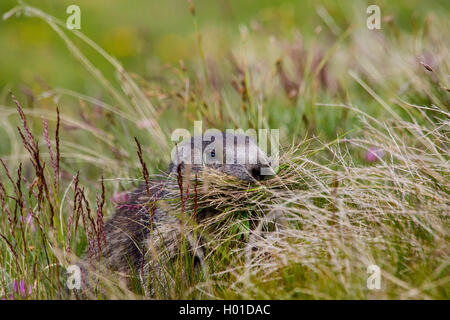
[0,0,448,300]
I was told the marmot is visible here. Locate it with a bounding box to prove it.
[76,132,272,298]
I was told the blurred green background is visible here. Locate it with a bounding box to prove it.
[1,0,448,92]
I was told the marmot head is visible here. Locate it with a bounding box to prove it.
[168,132,274,182]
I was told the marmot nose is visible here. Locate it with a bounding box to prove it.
[250,165,272,181]
[250,167,262,180]
[248,163,274,181]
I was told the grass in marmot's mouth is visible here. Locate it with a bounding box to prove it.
[0,1,449,299]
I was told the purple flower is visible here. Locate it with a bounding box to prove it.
[27,212,36,232]
[366,147,385,163]
[13,279,18,293]
[19,279,26,297]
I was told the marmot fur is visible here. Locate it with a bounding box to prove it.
[76,132,272,297]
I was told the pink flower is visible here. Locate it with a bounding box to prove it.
[137,119,155,129]
[110,191,130,205]
[366,147,385,163]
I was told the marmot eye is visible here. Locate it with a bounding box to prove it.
[210,149,215,158]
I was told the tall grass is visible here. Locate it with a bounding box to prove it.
[0,2,448,299]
